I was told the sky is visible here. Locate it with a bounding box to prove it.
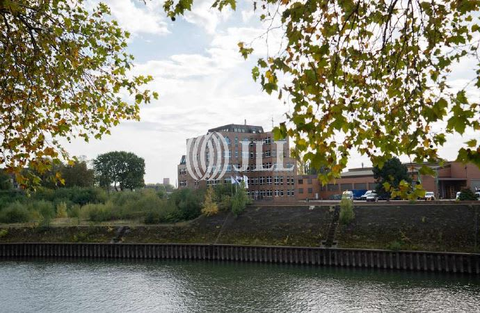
[62,0,479,185]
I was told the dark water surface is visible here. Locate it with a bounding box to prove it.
[0,259,479,312]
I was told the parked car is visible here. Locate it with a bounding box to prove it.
[360,190,374,201]
[342,190,353,200]
[476,191,480,199]
[366,192,378,202]
[421,191,435,201]
[329,194,342,200]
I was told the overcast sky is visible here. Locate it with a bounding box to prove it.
[62,0,479,185]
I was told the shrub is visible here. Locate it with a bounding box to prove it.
[0,190,26,209]
[0,229,8,238]
[28,200,55,227]
[109,189,171,220]
[144,211,163,224]
[0,202,30,223]
[33,187,108,206]
[214,183,232,199]
[201,187,219,216]
[82,202,114,222]
[69,187,107,205]
[143,202,179,224]
[56,202,68,218]
[458,188,478,201]
[110,190,143,207]
[219,195,232,211]
[231,184,248,216]
[29,200,55,219]
[386,240,403,251]
[339,197,355,225]
[170,188,203,221]
[157,189,167,199]
[68,204,81,218]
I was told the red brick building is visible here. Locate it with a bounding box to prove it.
[296,161,480,200]
[178,124,297,202]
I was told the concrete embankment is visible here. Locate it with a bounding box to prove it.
[337,203,480,252]
[0,204,479,253]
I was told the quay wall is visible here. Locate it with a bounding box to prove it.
[0,243,479,274]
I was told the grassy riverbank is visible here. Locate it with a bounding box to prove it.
[0,206,332,246]
[1,204,479,253]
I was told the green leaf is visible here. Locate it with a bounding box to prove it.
[252,66,260,81]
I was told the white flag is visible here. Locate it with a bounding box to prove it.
[243,175,249,189]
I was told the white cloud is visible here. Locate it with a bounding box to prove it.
[133,55,221,80]
[183,0,232,34]
[241,9,255,23]
[63,21,288,183]
[62,4,480,184]
[88,0,169,36]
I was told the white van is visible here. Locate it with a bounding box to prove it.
[342,190,353,200]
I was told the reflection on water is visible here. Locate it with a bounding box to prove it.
[0,259,479,313]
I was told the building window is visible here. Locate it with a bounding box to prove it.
[368,182,377,190]
[274,176,284,185]
[266,176,272,185]
[298,179,304,185]
[341,183,352,191]
[307,178,312,184]
[308,188,313,194]
[327,184,338,191]
[299,188,304,194]
[354,183,367,190]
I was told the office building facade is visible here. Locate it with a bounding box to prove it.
[178,124,297,202]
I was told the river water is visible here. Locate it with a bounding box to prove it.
[0,259,479,313]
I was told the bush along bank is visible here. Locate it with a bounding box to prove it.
[0,183,250,227]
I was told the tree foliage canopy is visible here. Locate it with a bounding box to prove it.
[93,151,145,191]
[166,0,480,195]
[0,0,157,187]
[373,157,413,198]
[28,158,94,189]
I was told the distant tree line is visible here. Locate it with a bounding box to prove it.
[0,151,147,192]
